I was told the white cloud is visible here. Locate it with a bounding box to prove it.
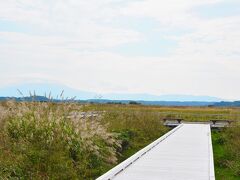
[0,0,240,99]
[121,0,223,27]
[0,0,142,50]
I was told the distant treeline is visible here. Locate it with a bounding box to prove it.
[0,96,240,107]
[213,101,240,107]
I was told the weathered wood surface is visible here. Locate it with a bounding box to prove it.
[97,124,215,180]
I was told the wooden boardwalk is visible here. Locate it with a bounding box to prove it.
[97,124,215,180]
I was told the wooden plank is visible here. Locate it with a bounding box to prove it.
[97,124,215,180]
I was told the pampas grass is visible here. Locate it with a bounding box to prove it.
[0,101,120,179]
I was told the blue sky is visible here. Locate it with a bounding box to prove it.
[0,0,240,99]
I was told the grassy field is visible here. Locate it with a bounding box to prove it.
[212,126,240,179]
[83,103,240,122]
[0,102,239,179]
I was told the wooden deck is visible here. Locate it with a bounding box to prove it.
[97,124,215,180]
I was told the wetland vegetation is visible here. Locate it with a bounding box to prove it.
[0,102,239,179]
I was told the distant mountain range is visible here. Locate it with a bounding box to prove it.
[0,96,239,107]
[1,82,238,106]
[0,83,225,102]
[0,83,240,107]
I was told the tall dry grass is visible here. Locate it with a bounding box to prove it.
[0,101,120,179]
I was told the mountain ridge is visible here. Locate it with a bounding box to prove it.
[0,83,225,102]
[1,96,240,107]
